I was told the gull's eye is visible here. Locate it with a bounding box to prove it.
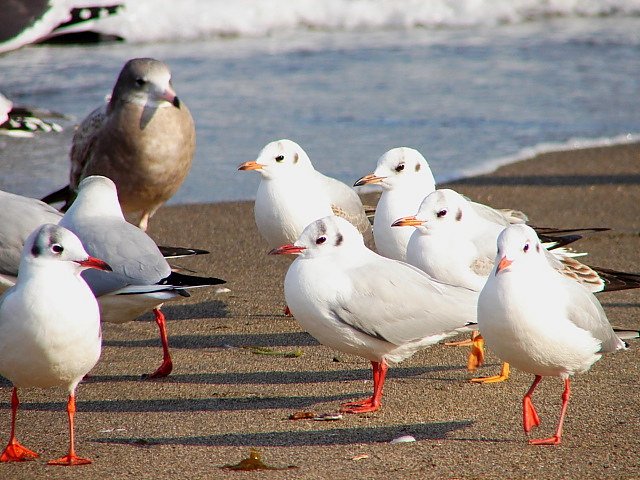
[135,77,146,87]
[523,243,530,253]
[395,163,405,172]
[275,155,285,162]
[316,236,327,245]
[436,209,447,218]
[51,244,64,254]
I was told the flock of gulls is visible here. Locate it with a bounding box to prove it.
[0,56,636,466]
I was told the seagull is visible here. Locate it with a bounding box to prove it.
[41,57,196,231]
[477,224,625,445]
[269,215,478,413]
[392,188,639,382]
[0,189,209,294]
[59,176,226,378]
[238,139,372,249]
[354,147,527,261]
[0,223,111,465]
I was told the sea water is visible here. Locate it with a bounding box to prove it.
[0,1,639,205]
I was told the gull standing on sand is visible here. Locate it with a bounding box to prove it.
[393,188,638,381]
[354,147,527,261]
[0,224,111,465]
[238,139,372,248]
[477,224,625,445]
[59,176,226,378]
[269,215,478,413]
[42,57,196,231]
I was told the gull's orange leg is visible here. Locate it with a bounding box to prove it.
[523,375,542,433]
[0,388,38,462]
[48,393,91,466]
[146,308,173,378]
[529,378,570,446]
[470,362,510,384]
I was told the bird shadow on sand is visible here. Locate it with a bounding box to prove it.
[90,421,475,447]
[86,363,468,386]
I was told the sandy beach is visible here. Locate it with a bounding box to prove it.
[0,143,638,479]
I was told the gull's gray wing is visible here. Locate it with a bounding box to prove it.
[59,216,170,296]
[331,258,478,346]
[0,191,63,276]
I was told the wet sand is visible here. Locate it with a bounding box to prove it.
[1,143,639,479]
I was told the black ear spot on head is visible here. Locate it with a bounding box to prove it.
[293,152,299,164]
[536,243,541,253]
[31,243,42,257]
[335,233,344,247]
[415,163,421,172]
[455,209,463,221]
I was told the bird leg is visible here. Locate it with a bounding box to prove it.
[523,375,542,433]
[469,362,511,384]
[529,378,570,446]
[145,308,173,378]
[466,331,485,371]
[0,388,38,462]
[341,360,388,413]
[48,394,91,465]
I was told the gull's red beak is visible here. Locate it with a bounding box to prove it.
[268,244,306,255]
[391,215,423,227]
[77,256,112,272]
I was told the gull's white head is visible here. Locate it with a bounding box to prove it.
[269,215,364,259]
[238,139,314,180]
[67,175,124,221]
[354,147,435,192]
[21,224,112,274]
[111,58,179,110]
[391,189,469,234]
[495,224,544,275]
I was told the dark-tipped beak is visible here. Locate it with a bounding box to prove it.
[354,173,385,187]
[391,216,423,227]
[268,244,306,255]
[495,256,513,275]
[238,160,264,171]
[78,256,112,272]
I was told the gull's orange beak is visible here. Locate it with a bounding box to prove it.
[238,160,264,171]
[354,173,385,187]
[391,215,423,227]
[162,85,180,108]
[268,244,306,255]
[495,256,513,275]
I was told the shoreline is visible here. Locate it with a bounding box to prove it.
[1,141,639,479]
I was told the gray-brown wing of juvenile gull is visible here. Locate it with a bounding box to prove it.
[59,175,225,378]
[41,57,195,231]
[269,215,478,414]
[238,139,373,248]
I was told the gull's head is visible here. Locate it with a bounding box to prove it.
[392,189,467,233]
[495,224,543,275]
[67,175,125,221]
[354,147,435,192]
[269,215,363,259]
[238,139,314,180]
[22,224,112,274]
[113,58,180,109]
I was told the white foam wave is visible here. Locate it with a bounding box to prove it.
[97,0,640,43]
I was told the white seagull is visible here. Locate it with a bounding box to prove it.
[477,224,625,445]
[269,215,478,413]
[238,139,372,249]
[354,147,527,261]
[42,58,196,231]
[59,176,226,378]
[0,224,111,465]
[392,188,638,382]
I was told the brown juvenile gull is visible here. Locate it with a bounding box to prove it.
[42,57,195,231]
